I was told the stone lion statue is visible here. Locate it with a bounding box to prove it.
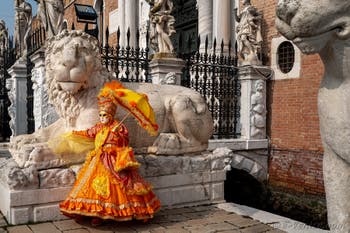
[9,30,213,170]
[276,0,350,232]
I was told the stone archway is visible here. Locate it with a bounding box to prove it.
[229,153,267,182]
[225,153,269,209]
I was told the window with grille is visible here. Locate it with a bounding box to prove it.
[277,41,295,74]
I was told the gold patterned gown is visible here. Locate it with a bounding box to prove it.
[59,120,161,221]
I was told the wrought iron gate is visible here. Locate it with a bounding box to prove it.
[182,37,241,139]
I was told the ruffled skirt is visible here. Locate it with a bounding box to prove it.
[60,150,160,221]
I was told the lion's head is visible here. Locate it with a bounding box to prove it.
[45,30,111,126]
[276,0,350,54]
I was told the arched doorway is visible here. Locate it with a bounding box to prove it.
[171,0,198,54]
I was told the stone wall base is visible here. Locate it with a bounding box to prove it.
[0,170,226,225]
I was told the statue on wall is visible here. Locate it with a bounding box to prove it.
[146,0,176,54]
[14,0,32,54]
[0,20,8,53]
[276,0,350,232]
[234,0,262,64]
[250,79,266,139]
[34,0,64,38]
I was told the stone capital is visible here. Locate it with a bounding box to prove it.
[149,56,185,85]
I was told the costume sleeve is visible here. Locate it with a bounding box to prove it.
[48,131,95,162]
[73,124,101,139]
[114,147,140,172]
[111,123,140,172]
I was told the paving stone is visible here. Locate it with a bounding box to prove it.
[158,208,194,215]
[185,222,237,233]
[182,218,213,226]
[163,214,189,222]
[28,222,61,233]
[218,230,241,233]
[191,205,217,212]
[226,216,261,228]
[159,228,189,233]
[53,220,83,231]
[240,223,275,233]
[129,223,166,232]
[0,218,7,227]
[7,225,33,233]
[149,215,172,224]
[266,229,287,233]
[63,229,90,233]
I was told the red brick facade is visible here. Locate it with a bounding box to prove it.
[251,0,325,195]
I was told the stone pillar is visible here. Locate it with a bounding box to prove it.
[197,0,213,51]
[149,56,185,85]
[6,59,28,136]
[125,0,138,47]
[213,0,232,52]
[30,49,59,130]
[118,0,126,46]
[239,66,269,141]
[139,0,150,48]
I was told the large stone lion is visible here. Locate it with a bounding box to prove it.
[9,30,213,169]
[276,1,350,232]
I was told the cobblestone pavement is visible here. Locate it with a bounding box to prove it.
[0,205,286,233]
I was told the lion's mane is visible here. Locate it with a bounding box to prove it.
[45,30,111,126]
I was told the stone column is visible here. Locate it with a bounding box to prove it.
[30,48,58,130]
[239,66,269,144]
[125,0,138,47]
[118,0,126,46]
[139,0,150,48]
[149,56,185,85]
[197,0,213,51]
[6,59,28,136]
[213,0,232,53]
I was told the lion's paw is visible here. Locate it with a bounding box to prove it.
[148,133,181,155]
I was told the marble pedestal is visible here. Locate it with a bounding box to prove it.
[149,54,185,85]
[0,149,234,225]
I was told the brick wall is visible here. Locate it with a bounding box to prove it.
[250,1,325,195]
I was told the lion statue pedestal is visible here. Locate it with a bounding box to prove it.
[0,30,215,224]
[276,0,350,232]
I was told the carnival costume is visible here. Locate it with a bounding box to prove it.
[52,81,160,222]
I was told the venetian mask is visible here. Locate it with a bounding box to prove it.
[99,111,111,124]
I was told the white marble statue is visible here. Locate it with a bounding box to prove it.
[276,0,350,232]
[250,79,266,139]
[14,0,32,54]
[146,0,176,54]
[0,20,8,53]
[34,0,64,38]
[234,0,262,64]
[9,30,213,175]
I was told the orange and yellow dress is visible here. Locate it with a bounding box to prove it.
[59,120,161,221]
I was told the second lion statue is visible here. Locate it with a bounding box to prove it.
[10,30,213,169]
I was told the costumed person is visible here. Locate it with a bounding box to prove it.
[50,81,160,226]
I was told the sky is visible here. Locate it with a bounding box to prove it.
[0,0,37,37]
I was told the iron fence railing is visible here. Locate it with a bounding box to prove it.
[180,36,241,139]
[100,27,151,83]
